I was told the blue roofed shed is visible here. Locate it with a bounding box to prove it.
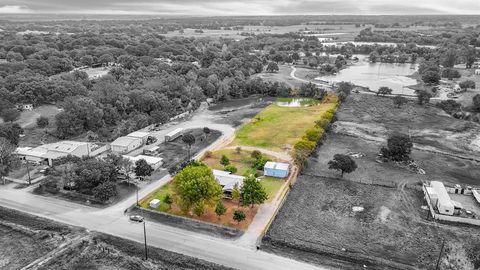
[264,161,289,178]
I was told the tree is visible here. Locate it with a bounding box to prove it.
[393,95,408,108]
[421,71,440,85]
[93,181,118,202]
[134,159,154,177]
[328,154,357,177]
[224,165,237,174]
[473,94,480,112]
[251,150,262,160]
[436,100,461,115]
[337,81,353,96]
[0,108,20,122]
[215,201,227,220]
[240,174,267,207]
[235,146,241,154]
[266,62,279,73]
[172,165,222,214]
[377,87,393,96]
[36,116,49,128]
[151,110,170,124]
[380,133,413,162]
[0,123,23,146]
[416,90,432,105]
[232,182,241,205]
[203,127,211,140]
[163,194,173,209]
[182,133,196,157]
[315,118,329,129]
[220,155,230,166]
[233,210,246,224]
[0,137,16,185]
[442,49,457,68]
[292,52,300,63]
[459,80,476,90]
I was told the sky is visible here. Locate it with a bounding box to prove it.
[0,0,480,15]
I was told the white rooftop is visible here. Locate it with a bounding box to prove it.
[166,128,183,137]
[127,131,150,138]
[111,136,141,147]
[264,161,289,171]
[431,181,454,209]
[213,170,244,191]
[123,155,163,165]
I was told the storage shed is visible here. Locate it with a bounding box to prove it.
[431,181,454,216]
[111,136,143,154]
[149,199,160,208]
[264,161,290,178]
[165,128,183,142]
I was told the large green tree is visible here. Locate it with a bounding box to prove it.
[172,165,222,214]
[328,154,357,177]
[240,174,267,208]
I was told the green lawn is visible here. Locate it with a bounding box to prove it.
[260,176,286,202]
[139,184,173,212]
[234,95,338,151]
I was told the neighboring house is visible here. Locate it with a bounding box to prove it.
[264,161,290,178]
[213,169,244,198]
[15,141,109,166]
[111,136,143,154]
[428,181,455,216]
[16,104,33,111]
[127,131,150,143]
[143,145,159,155]
[123,155,163,170]
[165,128,183,142]
[475,69,480,75]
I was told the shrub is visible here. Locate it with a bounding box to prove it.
[252,156,269,170]
[220,155,230,166]
[436,100,461,115]
[251,150,262,160]
[224,165,238,174]
[233,210,246,224]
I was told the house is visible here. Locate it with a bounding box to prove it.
[127,131,150,143]
[213,169,244,198]
[165,128,183,142]
[22,104,33,111]
[111,136,143,154]
[475,69,480,75]
[123,155,163,170]
[263,161,290,178]
[430,181,455,216]
[15,141,109,166]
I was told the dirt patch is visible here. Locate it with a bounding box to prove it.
[262,176,480,269]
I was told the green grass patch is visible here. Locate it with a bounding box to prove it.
[139,184,174,212]
[234,94,338,151]
[260,176,285,202]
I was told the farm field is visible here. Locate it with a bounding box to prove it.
[234,94,338,151]
[263,176,480,270]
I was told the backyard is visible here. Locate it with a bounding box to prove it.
[234,94,338,151]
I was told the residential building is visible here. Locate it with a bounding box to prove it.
[213,169,244,198]
[264,161,290,178]
[127,131,150,143]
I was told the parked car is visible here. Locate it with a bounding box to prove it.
[129,215,144,222]
[146,136,158,145]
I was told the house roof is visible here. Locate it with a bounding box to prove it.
[264,161,289,171]
[123,155,163,165]
[166,128,183,137]
[431,181,454,208]
[127,131,150,139]
[111,136,141,147]
[213,170,244,191]
[41,141,88,154]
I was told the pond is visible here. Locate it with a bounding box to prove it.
[315,54,418,95]
[276,98,320,107]
[320,41,437,49]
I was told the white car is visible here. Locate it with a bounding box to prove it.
[129,215,144,223]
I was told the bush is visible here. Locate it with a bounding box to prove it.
[224,165,238,174]
[436,100,461,115]
[251,150,262,160]
[220,155,230,166]
[93,181,118,201]
[441,68,461,79]
[233,210,246,224]
[252,156,269,170]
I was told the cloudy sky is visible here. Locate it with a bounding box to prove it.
[0,0,479,15]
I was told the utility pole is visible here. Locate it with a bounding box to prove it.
[25,160,32,185]
[136,184,139,206]
[435,238,446,270]
[143,220,148,260]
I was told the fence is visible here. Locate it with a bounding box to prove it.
[422,185,480,227]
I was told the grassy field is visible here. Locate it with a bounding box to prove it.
[263,176,480,270]
[234,94,338,151]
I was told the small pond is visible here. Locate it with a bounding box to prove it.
[276,98,320,107]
